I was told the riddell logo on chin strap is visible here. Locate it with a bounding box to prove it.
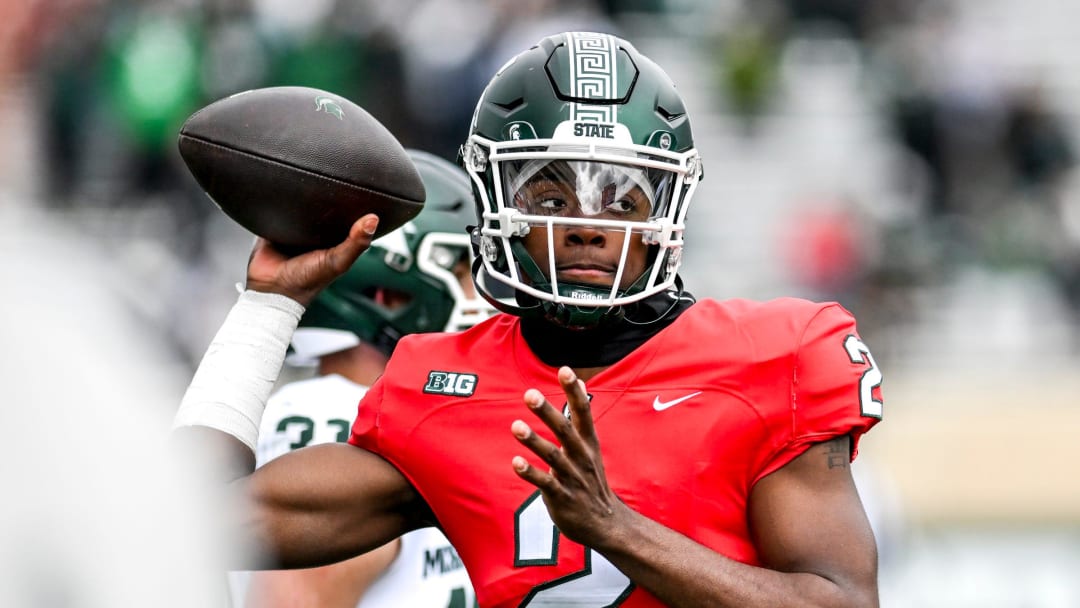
[423,371,478,396]
[569,290,606,301]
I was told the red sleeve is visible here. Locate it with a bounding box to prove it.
[348,374,384,452]
[754,303,883,483]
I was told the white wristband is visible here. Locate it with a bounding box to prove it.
[173,290,305,451]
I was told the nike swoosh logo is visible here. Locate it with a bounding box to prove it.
[652,391,702,411]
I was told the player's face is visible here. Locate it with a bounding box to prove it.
[513,162,651,289]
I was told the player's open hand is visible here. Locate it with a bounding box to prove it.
[246,214,378,306]
[511,367,627,548]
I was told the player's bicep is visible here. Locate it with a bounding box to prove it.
[236,442,422,569]
[749,435,878,602]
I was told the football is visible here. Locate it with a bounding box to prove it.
[178,86,425,252]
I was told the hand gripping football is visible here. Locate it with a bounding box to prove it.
[178,86,425,252]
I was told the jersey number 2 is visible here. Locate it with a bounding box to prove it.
[515,491,634,607]
[843,335,883,419]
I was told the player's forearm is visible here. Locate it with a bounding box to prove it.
[595,505,877,608]
[172,290,303,462]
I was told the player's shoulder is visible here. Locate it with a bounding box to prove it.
[376,312,522,397]
[694,296,849,320]
[393,312,517,354]
[689,297,855,336]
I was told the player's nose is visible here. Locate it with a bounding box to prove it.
[563,224,607,247]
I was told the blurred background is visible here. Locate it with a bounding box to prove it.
[2,0,1079,605]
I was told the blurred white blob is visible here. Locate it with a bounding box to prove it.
[0,201,239,607]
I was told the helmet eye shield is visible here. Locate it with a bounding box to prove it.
[505,159,674,222]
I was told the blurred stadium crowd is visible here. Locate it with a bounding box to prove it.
[2,0,1080,606]
[4,0,1079,367]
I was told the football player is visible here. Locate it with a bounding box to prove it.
[231,150,486,607]
[175,32,884,607]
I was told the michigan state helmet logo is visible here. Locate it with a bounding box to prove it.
[314,96,344,120]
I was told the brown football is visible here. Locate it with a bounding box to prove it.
[178,86,425,252]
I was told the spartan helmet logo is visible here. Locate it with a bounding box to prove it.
[314,96,344,120]
[508,124,522,140]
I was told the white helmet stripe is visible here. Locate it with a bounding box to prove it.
[568,32,617,123]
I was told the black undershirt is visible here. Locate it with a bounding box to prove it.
[519,289,697,368]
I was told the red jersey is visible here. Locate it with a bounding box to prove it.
[349,298,883,608]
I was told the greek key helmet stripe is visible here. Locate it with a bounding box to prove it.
[568,32,617,123]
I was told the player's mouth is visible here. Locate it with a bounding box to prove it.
[556,263,617,284]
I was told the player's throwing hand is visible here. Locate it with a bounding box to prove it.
[246,214,378,306]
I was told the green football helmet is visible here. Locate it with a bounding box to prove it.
[290,150,495,363]
[461,31,702,328]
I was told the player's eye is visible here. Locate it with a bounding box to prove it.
[605,197,637,215]
[516,180,573,216]
[535,197,571,215]
[601,186,649,220]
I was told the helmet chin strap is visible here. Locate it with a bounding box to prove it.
[471,255,543,317]
[543,299,623,330]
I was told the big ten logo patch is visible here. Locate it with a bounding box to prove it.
[423,371,478,397]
